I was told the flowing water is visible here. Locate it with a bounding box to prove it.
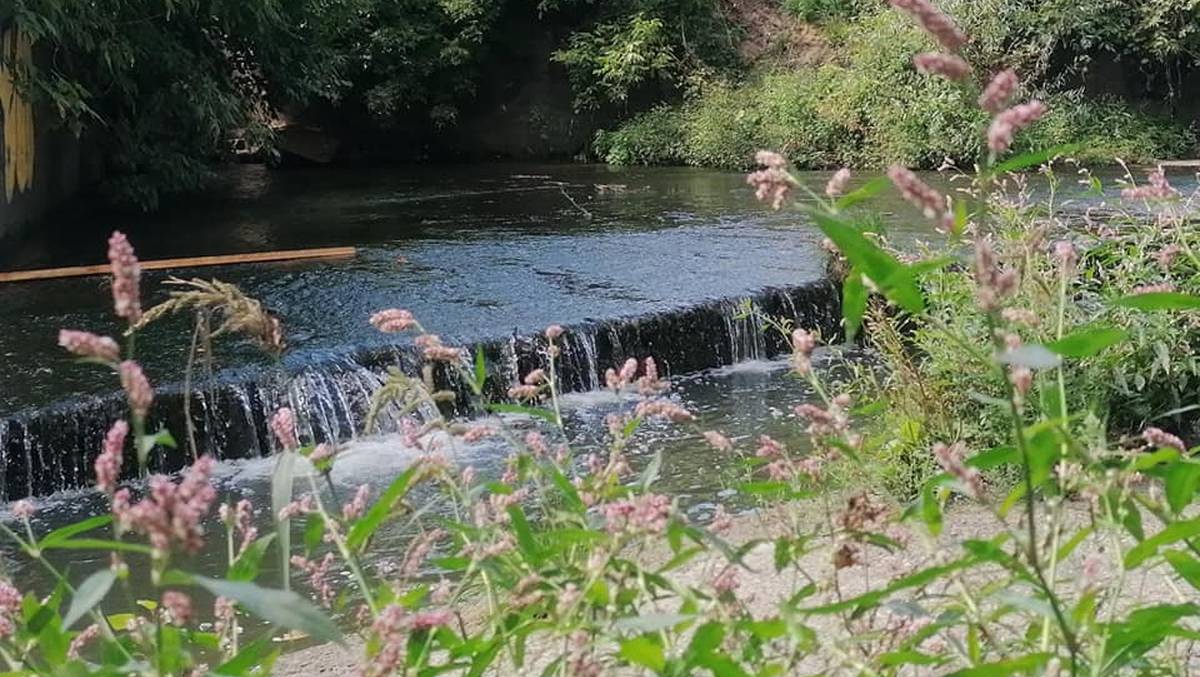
[0,354,838,615]
[0,160,1179,631]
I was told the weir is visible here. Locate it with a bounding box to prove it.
[0,281,839,500]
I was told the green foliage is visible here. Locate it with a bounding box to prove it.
[597,0,1197,169]
[550,0,740,111]
[782,0,868,23]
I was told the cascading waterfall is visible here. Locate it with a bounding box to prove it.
[0,281,840,499]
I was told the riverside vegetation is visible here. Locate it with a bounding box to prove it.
[8,1,1200,675]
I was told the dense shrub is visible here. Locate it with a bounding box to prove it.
[596,0,1197,169]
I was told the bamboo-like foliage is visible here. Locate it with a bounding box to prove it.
[1,29,35,202]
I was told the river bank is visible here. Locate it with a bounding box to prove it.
[274,495,1190,675]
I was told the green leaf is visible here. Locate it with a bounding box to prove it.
[997,344,1061,369]
[272,450,298,591]
[1046,327,1128,358]
[546,465,585,513]
[835,175,890,210]
[947,653,1052,676]
[62,569,116,629]
[347,464,420,551]
[215,634,281,675]
[619,636,665,672]
[485,402,559,424]
[1166,462,1200,514]
[1124,517,1200,568]
[1113,292,1200,311]
[842,269,867,343]
[38,514,112,547]
[686,622,726,661]
[505,506,542,564]
[137,427,177,466]
[1103,604,1200,668]
[42,538,152,555]
[613,613,693,634]
[802,557,976,614]
[640,450,663,490]
[473,345,487,394]
[228,533,277,582]
[806,208,924,314]
[1165,551,1200,590]
[191,576,342,643]
[987,143,1082,175]
[967,446,1017,470]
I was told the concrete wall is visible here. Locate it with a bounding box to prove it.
[0,108,87,241]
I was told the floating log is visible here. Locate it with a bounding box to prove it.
[0,246,357,283]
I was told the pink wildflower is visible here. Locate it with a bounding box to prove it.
[913,53,971,80]
[978,69,1019,113]
[1143,427,1186,453]
[369,309,417,334]
[1157,244,1182,271]
[414,334,460,362]
[1122,168,1178,200]
[747,151,796,210]
[711,504,733,533]
[459,425,495,442]
[987,100,1047,154]
[792,328,817,375]
[825,168,852,198]
[703,431,733,453]
[0,580,18,638]
[635,357,667,395]
[508,384,540,401]
[11,500,34,520]
[309,443,335,464]
[545,324,565,340]
[362,605,407,677]
[525,431,550,457]
[601,494,672,535]
[291,553,336,608]
[973,238,1019,311]
[107,231,142,324]
[460,466,477,486]
[756,435,785,460]
[1134,282,1175,295]
[68,623,100,659]
[58,330,120,363]
[161,591,193,626]
[634,399,694,422]
[409,609,454,631]
[270,407,298,450]
[112,456,217,554]
[214,597,236,640]
[1053,240,1078,275]
[220,499,257,556]
[711,568,739,596]
[95,420,128,494]
[342,484,371,521]
[933,442,983,498]
[277,494,316,520]
[1009,366,1033,397]
[1000,308,1039,326]
[887,165,953,231]
[402,529,446,577]
[119,361,154,420]
[888,0,967,50]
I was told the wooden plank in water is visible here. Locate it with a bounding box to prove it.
[0,246,358,283]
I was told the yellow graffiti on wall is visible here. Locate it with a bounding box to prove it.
[0,28,35,202]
